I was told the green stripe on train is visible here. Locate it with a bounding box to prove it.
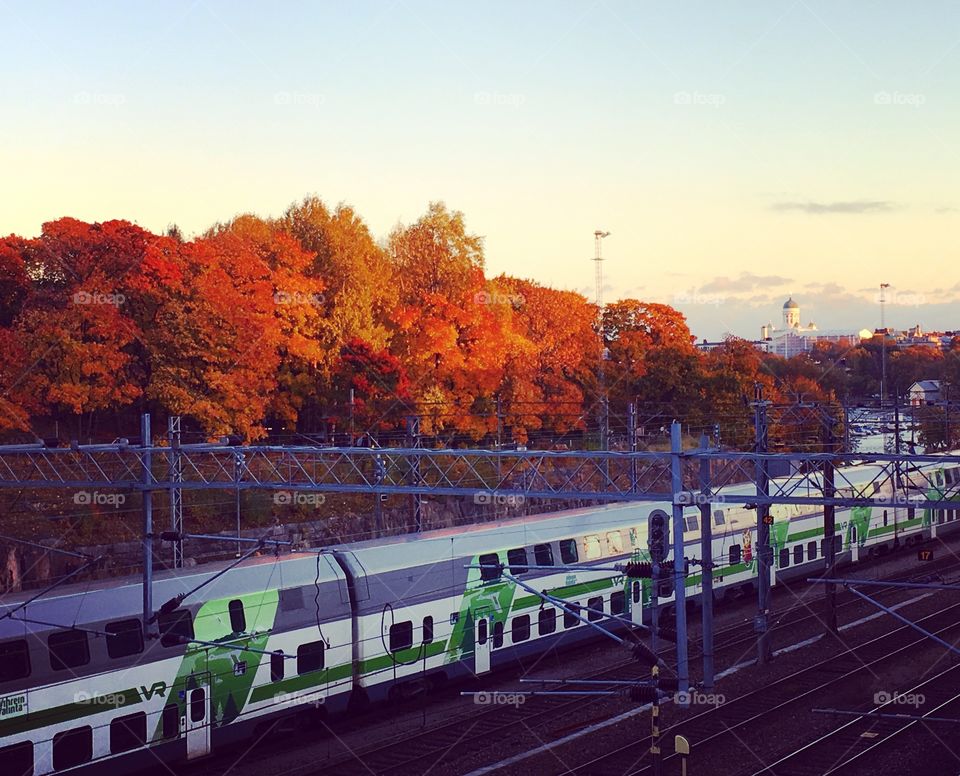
[0,687,144,737]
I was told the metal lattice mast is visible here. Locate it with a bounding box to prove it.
[168,416,183,569]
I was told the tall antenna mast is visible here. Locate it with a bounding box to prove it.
[593,230,610,307]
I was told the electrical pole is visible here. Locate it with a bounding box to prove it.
[823,411,838,635]
[168,416,183,569]
[406,415,422,532]
[669,422,690,698]
[593,231,610,453]
[698,433,715,690]
[880,283,890,407]
[141,414,154,634]
[752,384,773,663]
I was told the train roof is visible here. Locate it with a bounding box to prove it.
[0,550,344,638]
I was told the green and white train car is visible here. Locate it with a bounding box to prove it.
[2,456,958,774]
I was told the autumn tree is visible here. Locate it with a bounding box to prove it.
[388,204,508,439]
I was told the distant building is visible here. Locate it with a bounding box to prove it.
[761,298,872,357]
[895,324,955,350]
[908,380,941,406]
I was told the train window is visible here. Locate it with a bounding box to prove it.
[563,603,581,628]
[110,711,147,753]
[779,548,790,568]
[52,726,92,770]
[389,622,414,653]
[478,617,488,645]
[587,596,604,622]
[729,545,741,566]
[48,630,89,671]
[228,600,246,632]
[684,515,700,533]
[0,741,31,775]
[632,580,641,604]
[493,620,504,648]
[0,639,30,682]
[534,544,554,566]
[611,591,626,616]
[190,688,206,723]
[850,526,857,542]
[507,548,529,574]
[793,544,804,564]
[807,541,817,560]
[512,615,530,643]
[883,510,889,527]
[297,640,325,672]
[157,609,195,648]
[478,553,501,581]
[606,532,624,555]
[162,703,180,738]
[820,538,830,557]
[105,619,143,659]
[422,616,434,644]
[584,535,602,560]
[560,539,578,564]
[271,650,285,682]
[713,510,726,526]
[538,608,557,635]
[658,578,673,598]
[835,535,842,552]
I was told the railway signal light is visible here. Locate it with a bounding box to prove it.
[648,510,669,564]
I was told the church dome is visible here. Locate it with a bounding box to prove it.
[783,297,799,309]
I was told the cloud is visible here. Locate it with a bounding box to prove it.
[935,206,957,214]
[699,271,791,294]
[772,200,896,214]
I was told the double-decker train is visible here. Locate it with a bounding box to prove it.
[2,456,959,775]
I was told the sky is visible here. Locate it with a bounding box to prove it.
[1,1,958,340]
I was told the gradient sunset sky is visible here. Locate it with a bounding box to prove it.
[2,1,958,339]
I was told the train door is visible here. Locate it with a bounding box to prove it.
[474,614,492,675]
[631,580,643,626]
[186,672,211,760]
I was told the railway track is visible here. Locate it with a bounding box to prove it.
[569,599,960,776]
[746,664,960,775]
[295,555,960,776]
